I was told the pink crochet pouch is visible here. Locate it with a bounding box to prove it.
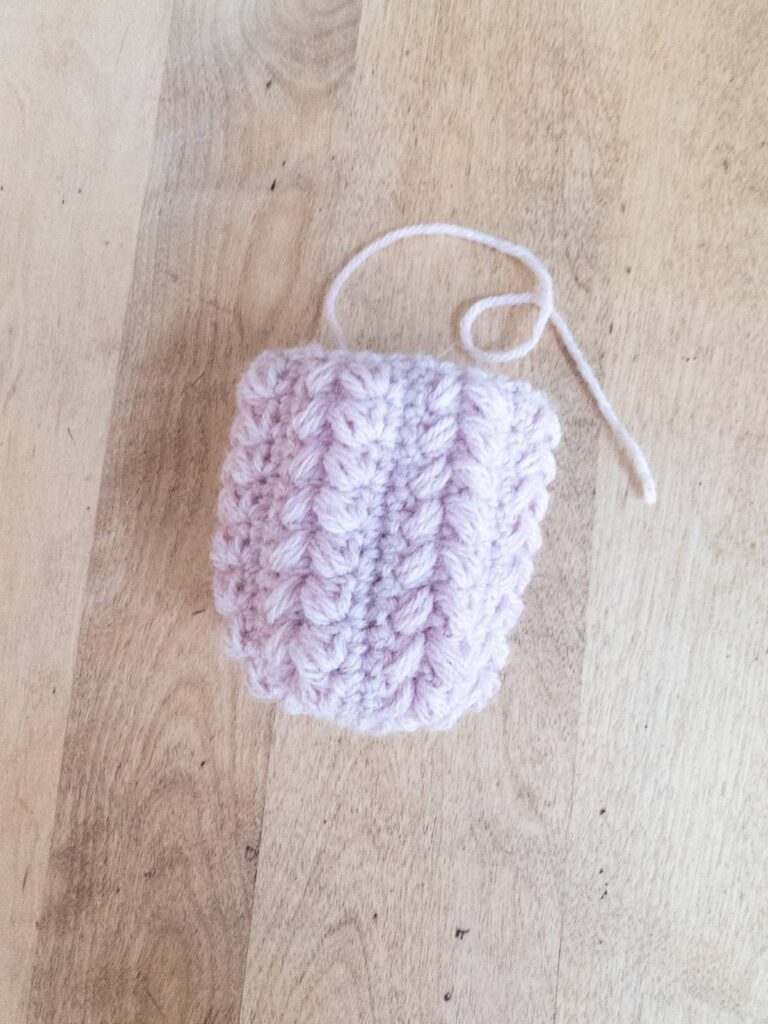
[212,225,654,735]
[212,343,560,734]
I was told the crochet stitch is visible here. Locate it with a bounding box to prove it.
[212,223,655,734]
[212,344,560,734]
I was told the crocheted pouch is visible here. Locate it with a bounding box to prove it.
[213,343,560,733]
[212,225,654,734]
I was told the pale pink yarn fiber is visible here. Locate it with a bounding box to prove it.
[212,224,655,734]
[214,344,559,733]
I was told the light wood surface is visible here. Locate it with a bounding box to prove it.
[2,1,766,1022]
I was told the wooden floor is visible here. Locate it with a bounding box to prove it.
[3,2,767,1022]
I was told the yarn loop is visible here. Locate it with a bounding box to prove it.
[324,223,656,504]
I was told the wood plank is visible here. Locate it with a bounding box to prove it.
[557,2,768,1021]
[25,0,363,1022]
[0,4,172,1020]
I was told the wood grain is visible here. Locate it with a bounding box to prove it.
[556,4,768,1021]
[3,0,767,1022]
[0,3,172,1020]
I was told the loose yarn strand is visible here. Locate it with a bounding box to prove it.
[324,223,656,504]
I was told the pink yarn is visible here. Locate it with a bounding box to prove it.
[212,344,560,734]
[212,223,655,734]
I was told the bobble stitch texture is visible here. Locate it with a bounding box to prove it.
[213,344,560,734]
